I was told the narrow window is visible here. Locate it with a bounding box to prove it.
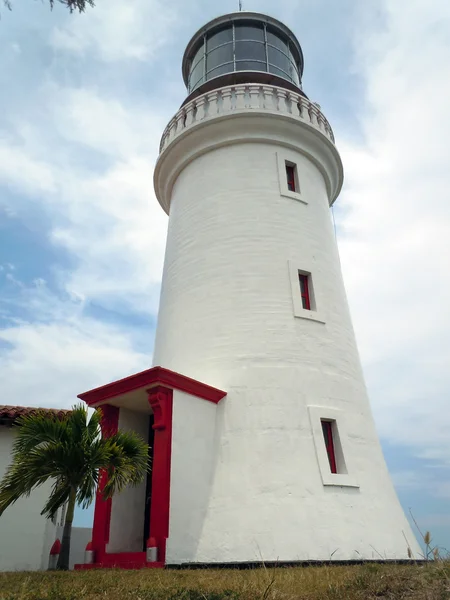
[298,273,311,310]
[286,163,296,192]
[321,420,337,474]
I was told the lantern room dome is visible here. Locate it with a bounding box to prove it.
[182,12,305,104]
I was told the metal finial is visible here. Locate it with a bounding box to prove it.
[239,0,243,10]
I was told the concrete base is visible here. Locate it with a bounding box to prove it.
[168,559,424,569]
[75,558,424,571]
[75,556,163,570]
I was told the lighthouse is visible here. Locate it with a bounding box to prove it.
[78,12,420,569]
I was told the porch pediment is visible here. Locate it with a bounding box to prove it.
[78,366,227,411]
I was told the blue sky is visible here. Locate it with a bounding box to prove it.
[1,0,450,557]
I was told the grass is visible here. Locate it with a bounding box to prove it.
[1,562,450,600]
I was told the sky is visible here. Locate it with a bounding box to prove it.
[0,0,449,555]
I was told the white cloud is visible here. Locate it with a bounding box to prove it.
[338,0,450,463]
[0,82,169,315]
[50,0,177,62]
[52,154,168,313]
[0,142,56,197]
[0,0,175,406]
[0,316,149,409]
[391,470,423,491]
[50,86,168,159]
[0,278,150,409]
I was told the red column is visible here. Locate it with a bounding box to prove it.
[146,386,173,564]
[91,404,119,564]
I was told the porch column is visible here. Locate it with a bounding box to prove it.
[91,404,119,564]
[146,386,173,564]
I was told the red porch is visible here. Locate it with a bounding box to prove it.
[74,366,226,570]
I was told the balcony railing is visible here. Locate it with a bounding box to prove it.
[159,84,335,154]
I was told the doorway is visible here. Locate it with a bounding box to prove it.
[142,413,155,550]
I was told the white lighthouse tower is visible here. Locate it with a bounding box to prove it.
[152,11,421,563]
[78,12,420,569]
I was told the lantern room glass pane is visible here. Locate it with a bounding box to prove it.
[289,62,300,85]
[268,46,291,73]
[206,43,233,73]
[236,60,267,72]
[269,65,291,80]
[235,40,266,62]
[189,58,204,90]
[207,27,233,51]
[234,24,264,41]
[191,44,204,70]
[288,46,298,67]
[207,63,234,80]
[266,29,289,54]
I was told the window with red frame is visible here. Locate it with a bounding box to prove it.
[321,420,337,474]
[286,163,297,192]
[298,273,311,310]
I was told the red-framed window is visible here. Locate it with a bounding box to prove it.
[286,164,296,192]
[321,420,337,474]
[298,273,311,310]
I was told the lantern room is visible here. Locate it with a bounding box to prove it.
[182,12,305,103]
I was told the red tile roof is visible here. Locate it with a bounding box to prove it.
[0,405,71,425]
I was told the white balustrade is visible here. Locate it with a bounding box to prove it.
[196,96,207,121]
[235,86,246,110]
[248,84,260,109]
[222,88,233,112]
[159,84,335,153]
[206,91,219,117]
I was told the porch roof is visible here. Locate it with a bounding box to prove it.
[78,366,227,409]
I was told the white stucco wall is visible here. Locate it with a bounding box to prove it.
[107,408,149,553]
[0,426,58,571]
[153,108,421,563]
[166,390,218,564]
[56,526,92,570]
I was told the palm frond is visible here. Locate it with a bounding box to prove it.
[101,432,149,498]
[12,410,69,454]
[0,455,53,514]
[66,403,90,445]
[76,471,99,509]
[0,441,77,512]
[85,409,101,443]
[42,479,71,520]
[75,435,108,508]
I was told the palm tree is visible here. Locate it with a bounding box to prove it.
[0,404,149,570]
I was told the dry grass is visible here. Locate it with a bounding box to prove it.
[1,562,450,600]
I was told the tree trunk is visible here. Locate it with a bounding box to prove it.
[57,487,77,570]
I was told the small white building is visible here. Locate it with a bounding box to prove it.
[0,405,68,572]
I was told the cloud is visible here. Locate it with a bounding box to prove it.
[52,153,167,314]
[50,85,168,159]
[0,142,56,198]
[0,82,169,315]
[391,468,450,498]
[335,0,450,465]
[0,0,175,404]
[0,316,147,408]
[0,277,149,409]
[50,0,177,62]
[391,470,423,491]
